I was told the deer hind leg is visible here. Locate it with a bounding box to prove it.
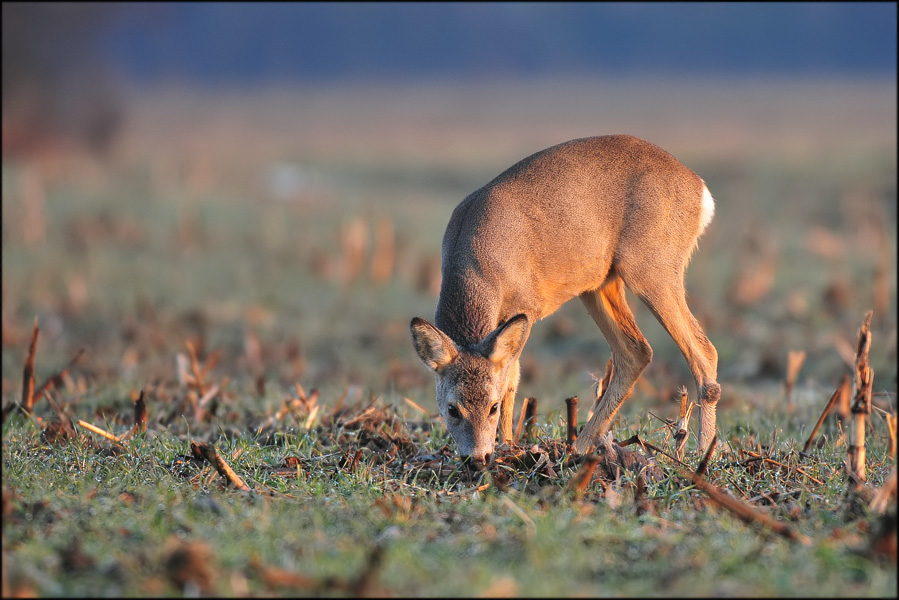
[574,273,653,454]
[628,269,720,456]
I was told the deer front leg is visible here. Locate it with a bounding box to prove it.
[498,358,519,443]
[574,280,652,454]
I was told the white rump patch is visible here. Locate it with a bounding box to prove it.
[698,182,715,236]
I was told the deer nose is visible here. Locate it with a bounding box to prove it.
[462,452,492,469]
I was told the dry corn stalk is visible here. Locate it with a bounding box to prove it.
[133,389,148,434]
[514,397,533,443]
[566,455,600,501]
[784,349,806,412]
[869,466,897,515]
[848,311,873,491]
[687,470,811,545]
[565,396,578,446]
[185,340,207,397]
[674,386,694,461]
[76,420,123,443]
[191,441,252,492]
[886,413,896,458]
[524,397,538,443]
[21,317,38,414]
[801,374,849,454]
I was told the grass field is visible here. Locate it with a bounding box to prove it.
[2,76,897,596]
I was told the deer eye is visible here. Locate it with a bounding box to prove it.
[447,405,461,419]
[489,402,499,416]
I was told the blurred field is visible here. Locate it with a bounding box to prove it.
[2,76,895,405]
[2,76,897,596]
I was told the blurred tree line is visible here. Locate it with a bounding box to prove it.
[2,2,127,159]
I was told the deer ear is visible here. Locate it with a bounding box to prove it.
[410,318,458,373]
[481,314,529,367]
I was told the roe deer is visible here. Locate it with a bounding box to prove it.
[410,135,719,466]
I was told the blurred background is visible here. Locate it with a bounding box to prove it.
[2,3,896,424]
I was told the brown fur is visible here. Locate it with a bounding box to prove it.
[411,135,719,463]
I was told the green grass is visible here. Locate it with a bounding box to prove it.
[3,396,895,597]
